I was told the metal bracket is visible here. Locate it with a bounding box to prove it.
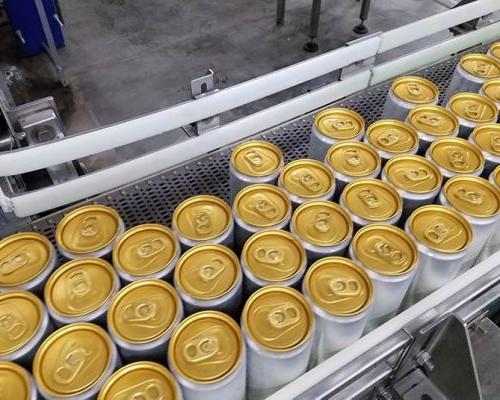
[189,69,220,135]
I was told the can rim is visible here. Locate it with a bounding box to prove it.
[168,310,243,384]
[390,76,439,104]
[230,140,283,177]
[407,105,459,136]
[481,78,500,104]
[459,53,500,79]
[242,285,314,352]
[493,165,500,188]
[471,124,500,157]
[55,204,122,254]
[447,93,498,123]
[44,258,118,318]
[490,42,500,59]
[174,244,241,300]
[325,141,381,177]
[428,137,485,174]
[279,159,335,198]
[313,107,365,139]
[365,120,419,154]
[0,362,31,399]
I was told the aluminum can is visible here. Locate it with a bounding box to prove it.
[44,258,120,327]
[487,42,500,61]
[349,224,419,329]
[229,140,284,202]
[290,200,353,264]
[444,54,500,103]
[324,140,381,199]
[404,205,472,306]
[107,279,183,364]
[240,230,307,295]
[33,323,120,400]
[426,137,485,180]
[55,204,125,260]
[309,108,365,161]
[232,184,291,250]
[0,361,38,400]
[302,257,373,365]
[0,232,57,296]
[446,92,498,138]
[112,223,181,283]
[364,120,419,164]
[168,311,246,400]
[0,290,52,368]
[172,195,234,250]
[382,155,443,222]
[438,175,499,271]
[98,361,183,400]
[490,164,500,188]
[382,76,439,121]
[406,105,459,154]
[340,178,403,230]
[469,124,500,178]
[174,244,243,317]
[241,286,314,400]
[480,78,500,112]
[278,159,335,208]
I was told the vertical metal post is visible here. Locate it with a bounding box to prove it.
[276,0,286,26]
[353,0,371,34]
[304,0,322,52]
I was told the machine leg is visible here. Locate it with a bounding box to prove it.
[276,0,286,26]
[353,0,371,34]
[304,0,321,52]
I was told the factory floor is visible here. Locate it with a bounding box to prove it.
[0,0,449,171]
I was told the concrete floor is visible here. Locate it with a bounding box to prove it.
[0,0,448,170]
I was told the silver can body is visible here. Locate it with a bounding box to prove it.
[278,181,336,209]
[449,113,482,139]
[309,124,364,162]
[444,63,488,105]
[328,169,381,201]
[340,195,402,231]
[229,163,282,203]
[175,220,234,251]
[362,136,418,165]
[407,127,459,156]
[382,89,438,122]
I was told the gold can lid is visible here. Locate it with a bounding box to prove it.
[443,175,500,218]
[493,165,500,188]
[391,76,439,104]
[448,93,497,123]
[314,108,365,139]
[113,224,179,277]
[0,361,31,399]
[172,195,232,241]
[471,124,500,157]
[242,286,313,351]
[408,205,473,253]
[175,244,240,300]
[407,105,459,136]
[490,42,500,60]
[326,141,381,177]
[428,137,484,174]
[366,120,419,154]
[460,54,500,79]
[0,232,53,287]
[342,179,402,222]
[56,205,122,255]
[234,184,291,227]
[231,140,283,177]
[44,258,117,318]
[242,230,306,282]
[0,291,43,356]
[292,201,353,247]
[304,257,373,316]
[108,279,181,344]
[352,225,418,275]
[98,361,178,400]
[481,78,500,104]
[33,323,113,397]
[384,155,442,194]
[279,159,335,198]
[168,311,243,383]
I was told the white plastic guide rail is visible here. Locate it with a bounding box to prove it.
[1,0,499,217]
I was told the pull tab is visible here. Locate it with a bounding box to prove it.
[330,119,355,131]
[369,237,407,266]
[67,270,92,298]
[0,249,29,276]
[53,343,92,385]
[122,301,157,325]
[344,149,361,167]
[136,238,166,258]
[464,101,485,119]
[491,135,500,153]
[267,303,300,329]
[254,248,284,265]
[358,189,382,209]
[252,196,279,220]
[453,186,484,205]
[114,380,163,400]
[244,149,265,168]
[472,61,492,76]
[404,168,431,182]
[424,222,453,244]
[193,210,212,235]
[199,257,225,282]
[313,210,331,233]
[328,277,362,298]
[183,336,219,363]
[0,308,27,341]
[406,82,422,96]
[377,130,401,147]
[79,216,99,238]
[416,113,442,127]
[298,169,323,193]
[448,149,468,169]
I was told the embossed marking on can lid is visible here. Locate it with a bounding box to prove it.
[407,105,459,137]
[471,124,500,157]
[391,76,439,104]
[384,155,442,194]
[173,195,232,241]
[352,225,418,275]
[98,361,179,400]
[56,205,122,255]
[0,290,43,356]
[108,279,181,344]
[175,244,241,301]
[314,108,365,139]
[366,120,419,154]
[428,137,484,174]
[408,205,472,253]
[292,201,353,247]
[231,140,283,177]
[45,258,117,318]
[234,184,291,227]
[169,311,243,383]
[242,285,313,352]
[279,159,335,199]
[0,232,53,287]
[460,54,500,79]
[481,78,500,104]
[33,323,113,397]
[305,257,373,316]
[0,362,31,400]
[448,93,498,123]
[242,230,306,282]
[326,141,381,178]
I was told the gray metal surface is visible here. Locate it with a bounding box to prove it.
[29,47,482,252]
